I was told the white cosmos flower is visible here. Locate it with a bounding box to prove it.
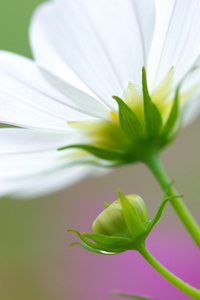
[1,0,200,198]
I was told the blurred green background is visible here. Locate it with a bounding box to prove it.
[0,0,44,57]
[0,1,200,300]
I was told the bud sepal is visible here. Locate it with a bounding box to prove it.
[68,189,178,255]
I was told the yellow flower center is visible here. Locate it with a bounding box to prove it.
[110,111,118,122]
[63,67,198,163]
[122,68,175,126]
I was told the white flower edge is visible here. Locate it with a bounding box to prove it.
[0,50,110,198]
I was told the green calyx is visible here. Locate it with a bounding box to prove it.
[58,67,182,166]
[68,189,178,255]
[112,68,181,158]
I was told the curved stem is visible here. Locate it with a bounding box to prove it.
[145,151,200,248]
[138,243,200,299]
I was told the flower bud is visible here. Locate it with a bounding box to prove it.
[68,190,171,255]
[92,194,149,239]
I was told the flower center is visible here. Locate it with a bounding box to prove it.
[121,68,175,126]
[61,67,198,164]
[110,111,118,122]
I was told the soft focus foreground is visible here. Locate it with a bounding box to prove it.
[0,1,200,300]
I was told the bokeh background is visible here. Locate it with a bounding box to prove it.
[0,1,200,299]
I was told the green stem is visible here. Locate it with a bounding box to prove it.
[138,243,200,299]
[145,151,200,248]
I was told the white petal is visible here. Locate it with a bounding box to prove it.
[0,151,63,179]
[0,128,106,198]
[183,93,200,127]
[148,0,200,90]
[180,67,200,94]
[1,164,94,199]
[0,128,81,154]
[39,67,110,118]
[30,0,156,110]
[179,67,200,126]
[0,51,108,130]
[0,93,69,132]
[0,128,91,179]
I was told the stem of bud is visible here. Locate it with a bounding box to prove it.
[138,243,200,299]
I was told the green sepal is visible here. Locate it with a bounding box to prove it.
[162,87,179,138]
[165,109,183,145]
[118,190,143,238]
[58,144,125,161]
[69,242,119,255]
[104,203,112,208]
[61,158,121,169]
[142,67,162,138]
[113,96,143,142]
[168,120,182,143]
[161,66,198,143]
[67,229,116,252]
[83,232,132,250]
[147,194,183,234]
[111,292,155,300]
[147,198,170,233]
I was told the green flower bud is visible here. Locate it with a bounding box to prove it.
[92,194,149,239]
[68,189,172,255]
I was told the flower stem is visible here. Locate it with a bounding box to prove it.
[138,243,200,299]
[145,151,200,248]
